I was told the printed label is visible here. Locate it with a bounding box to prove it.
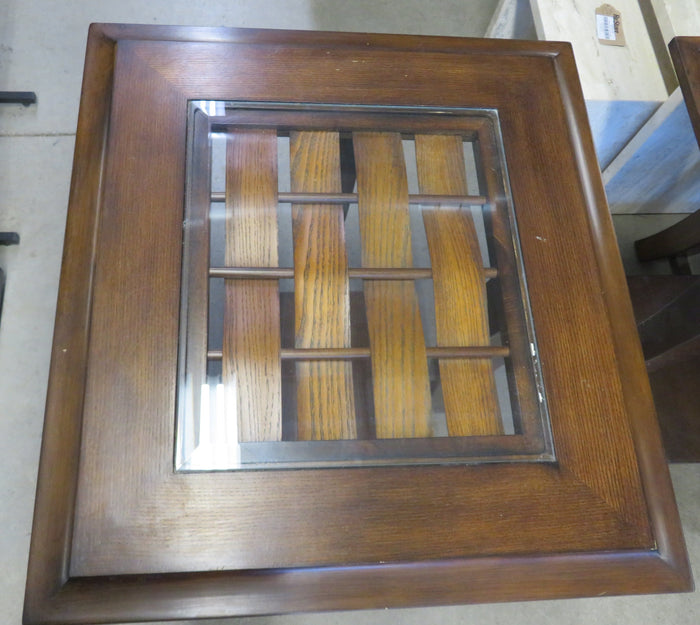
[596,14,615,41]
[595,4,625,47]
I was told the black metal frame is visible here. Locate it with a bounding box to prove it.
[0,92,36,106]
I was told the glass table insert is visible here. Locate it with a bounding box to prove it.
[176,102,552,470]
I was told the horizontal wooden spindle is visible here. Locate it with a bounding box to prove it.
[209,266,498,279]
[211,191,487,205]
[208,346,510,361]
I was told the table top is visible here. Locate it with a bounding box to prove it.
[23,24,692,624]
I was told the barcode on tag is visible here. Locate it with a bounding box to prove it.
[596,14,616,41]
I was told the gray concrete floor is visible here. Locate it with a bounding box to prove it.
[1,2,698,624]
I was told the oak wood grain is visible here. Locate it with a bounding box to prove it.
[415,134,503,436]
[547,46,688,574]
[29,549,690,623]
[353,132,432,438]
[290,131,356,439]
[23,24,118,622]
[223,129,282,441]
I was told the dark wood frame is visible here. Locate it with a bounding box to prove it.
[670,37,700,147]
[24,24,692,624]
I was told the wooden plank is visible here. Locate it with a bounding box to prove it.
[671,37,700,148]
[211,192,488,205]
[602,88,700,214]
[353,132,432,438]
[290,131,356,440]
[485,0,536,40]
[223,129,282,442]
[532,0,667,102]
[415,134,503,436]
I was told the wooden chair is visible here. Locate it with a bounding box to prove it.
[627,37,700,462]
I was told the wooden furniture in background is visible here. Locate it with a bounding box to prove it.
[23,25,691,624]
[634,36,700,275]
[627,275,700,461]
[628,37,700,462]
[634,209,700,274]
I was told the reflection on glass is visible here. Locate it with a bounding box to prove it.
[176,102,552,470]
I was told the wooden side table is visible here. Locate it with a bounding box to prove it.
[23,24,692,624]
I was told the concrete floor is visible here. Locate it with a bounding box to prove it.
[1,2,698,624]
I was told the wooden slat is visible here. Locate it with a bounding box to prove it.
[290,131,356,440]
[415,134,503,436]
[223,129,282,442]
[353,132,432,438]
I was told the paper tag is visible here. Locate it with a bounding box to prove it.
[595,5,625,47]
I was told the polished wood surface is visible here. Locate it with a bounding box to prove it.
[224,129,282,441]
[24,24,117,624]
[353,132,431,437]
[415,134,502,436]
[290,131,356,439]
[24,25,691,624]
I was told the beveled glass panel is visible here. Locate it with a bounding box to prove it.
[176,101,552,470]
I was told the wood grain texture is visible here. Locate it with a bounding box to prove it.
[290,131,356,439]
[511,49,663,533]
[23,24,118,623]
[29,549,691,623]
[223,129,282,441]
[549,45,689,578]
[415,134,503,436]
[353,132,432,438]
